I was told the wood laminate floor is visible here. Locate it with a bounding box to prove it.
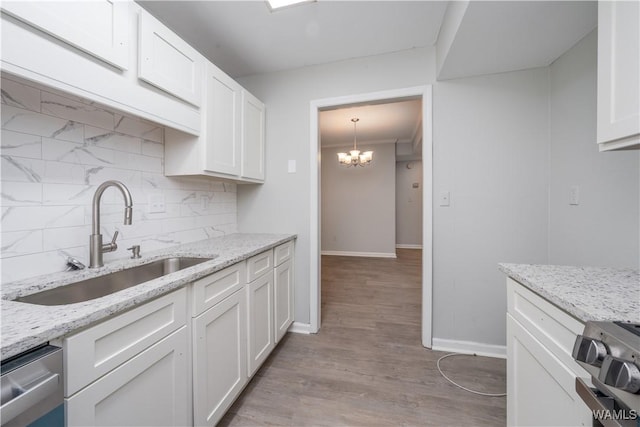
[219,250,506,426]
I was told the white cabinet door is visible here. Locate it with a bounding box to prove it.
[507,314,592,427]
[193,288,247,427]
[241,90,265,181]
[138,9,203,107]
[274,259,294,343]
[66,327,189,427]
[1,0,130,70]
[247,271,275,376]
[597,1,640,150]
[204,63,242,176]
[63,288,186,396]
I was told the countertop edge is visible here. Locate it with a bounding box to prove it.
[1,233,296,361]
[498,262,640,324]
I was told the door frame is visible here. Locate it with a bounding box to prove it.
[309,85,433,348]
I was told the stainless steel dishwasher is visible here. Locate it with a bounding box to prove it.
[1,345,64,427]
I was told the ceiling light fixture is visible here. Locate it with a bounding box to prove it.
[266,0,315,11]
[337,118,373,167]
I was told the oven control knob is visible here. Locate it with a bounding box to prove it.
[598,356,640,393]
[572,335,608,366]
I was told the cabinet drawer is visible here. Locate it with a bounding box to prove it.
[66,327,189,427]
[274,240,293,266]
[506,278,585,376]
[246,250,273,283]
[64,288,187,396]
[192,262,246,316]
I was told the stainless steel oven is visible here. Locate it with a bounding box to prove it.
[573,321,640,427]
[1,345,64,427]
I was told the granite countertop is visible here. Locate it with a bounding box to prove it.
[1,233,295,361]
[499,263,640,323]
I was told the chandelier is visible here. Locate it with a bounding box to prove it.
[337,118,373,167]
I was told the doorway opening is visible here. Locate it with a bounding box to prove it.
[309,86,433,347]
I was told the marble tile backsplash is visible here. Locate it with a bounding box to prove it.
[1,75,237,283]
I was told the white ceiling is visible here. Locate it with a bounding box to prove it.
[319,99,422,148]
[138,0,448,78]
[138,0,597,160]
[437,1,597,80]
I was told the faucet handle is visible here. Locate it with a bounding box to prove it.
[101,231,119,253]
[109,230,119,250]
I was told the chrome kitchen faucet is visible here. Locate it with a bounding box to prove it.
[90,180,133,268]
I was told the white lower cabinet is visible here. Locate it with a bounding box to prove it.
[60,240,295,426]
[247,270,275,376]
[192,288,247,426]
[506,278,592,427]
[274,259,294,343]
[507,315,592,427]
[61,289,189,427]
[66,327,189,427]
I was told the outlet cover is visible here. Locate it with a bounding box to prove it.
[148,194,165,213]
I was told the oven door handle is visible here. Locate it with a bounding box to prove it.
[576,377,609,412]
[0,372,60,424]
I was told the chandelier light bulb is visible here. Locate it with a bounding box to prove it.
[337,117,373,167]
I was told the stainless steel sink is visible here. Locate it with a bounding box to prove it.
[15,256,215,306]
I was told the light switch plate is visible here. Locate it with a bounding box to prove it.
[288,160,296,173]
[569,185,580,205]
[439,191,450,207]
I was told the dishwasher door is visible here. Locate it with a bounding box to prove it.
[1,345,64,427]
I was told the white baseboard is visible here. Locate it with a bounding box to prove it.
[432,338,506,359]
[288,322,313,334]
[395,244,423,249]
[321,250,397,258]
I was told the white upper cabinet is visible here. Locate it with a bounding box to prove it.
[204,64,242,175]
[597,1,640,151]
[1,3,201,135]
[138,9,203,107]
[165,62,266,183]
[242,90,266,181]
[1,0,129,70]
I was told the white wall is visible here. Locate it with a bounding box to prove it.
[321,143,396,256]
[548,30,640,269]
[396,160,423,247]
[237,47,437,324]
[240,36,638,348]
[1,75,237,283]
[432,68,550,347]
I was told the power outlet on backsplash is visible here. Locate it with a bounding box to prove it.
[148,194,166,213]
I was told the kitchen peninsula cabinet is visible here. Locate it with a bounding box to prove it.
[597,0,640,151]
[164,62,265,183]
[506,278,592,426]
[0,2,201,134]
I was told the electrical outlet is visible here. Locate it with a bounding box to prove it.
[148,194,165,213]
